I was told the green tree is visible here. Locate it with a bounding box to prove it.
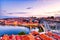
[18,32,26,35]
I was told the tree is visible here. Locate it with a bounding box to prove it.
[51,16,54,19]
[18,32,26,35]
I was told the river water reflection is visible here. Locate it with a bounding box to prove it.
[0,26,30,37]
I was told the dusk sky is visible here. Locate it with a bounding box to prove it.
[0,0,60,18]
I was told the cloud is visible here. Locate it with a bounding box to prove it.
[0,12,33,17]
[1,0,60,18]
[8,12,27,14]
[26,7,32,9]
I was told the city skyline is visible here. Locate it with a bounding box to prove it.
[0,0,60,18]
